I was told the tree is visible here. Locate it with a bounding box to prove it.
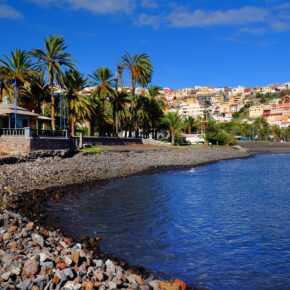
[116,63,124,90]
[63,70,93,136]
[183,116,196,134]
[142,96,164,138]
[111,90,130,136]
[164,112,182,145]
[89,67,114,136]
[147,85,162,98]
[120,51,153,95]
[31,34,76,130]
[0,49,38,112]
[20,77,50,114]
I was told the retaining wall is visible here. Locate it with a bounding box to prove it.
[0,137,73,153]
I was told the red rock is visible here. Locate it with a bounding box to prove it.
[85,281,94,290]
[26,222,34,227]
[174,279,186,290]
[56,263,68,270]
[52,274,60,284]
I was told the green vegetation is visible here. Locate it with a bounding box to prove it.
[79,145,112,152]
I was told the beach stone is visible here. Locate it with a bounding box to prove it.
[26,222,34,227]
[11,266,21,275]
[173,278,187,290]
[105,260,116,273]
[31,286,40,290]
[9,225,18,232]
[62,267,75,279]
[106,280,117,290]
[94,259,104,268]
[132,274,144,286]
[85,281,94,290]
[71,251,80,265]
[3,232,12,241]
[64,256,72,266]
[32,233,44,247]
[17,278,33,290]
[1,271,11,281]
[63,281,75,290]
[23,258,40,275]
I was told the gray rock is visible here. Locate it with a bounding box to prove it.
[63,281,75,290]
[61,268,75,279]
[32,233,44,247]
[105,259,115,273]
[16,279,32,290]
[1,271,11,281]
[95,259,104,268]
[23,258,40,275]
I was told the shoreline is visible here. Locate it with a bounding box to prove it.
[0,147,251,289]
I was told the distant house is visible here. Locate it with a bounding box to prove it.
[0,98,51,129]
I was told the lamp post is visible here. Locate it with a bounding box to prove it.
[63,90,66,130]
[59,89,62,129]
[114,72,118,137]
[14,78,17,129]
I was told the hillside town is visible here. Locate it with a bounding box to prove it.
[151,84,290,129]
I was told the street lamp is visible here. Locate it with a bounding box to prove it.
[14,78,17,128]
[114,72,119,137]
[59,89,62,129]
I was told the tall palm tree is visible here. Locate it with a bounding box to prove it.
[111,90,129,136]
[120,51,153,95]
[116,63,124,90]
[31,34,76,130]
[63,70,93,136]
[164,112,182,145]
[0,49,38,109]
[89,67,114,102]
[20,77,50,114]
[89,67,114,136]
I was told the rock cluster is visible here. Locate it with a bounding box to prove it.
[0,209,168,289]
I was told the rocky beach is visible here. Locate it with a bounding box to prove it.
[0,146,251,289]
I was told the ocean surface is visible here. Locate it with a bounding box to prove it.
[47,154,290,289]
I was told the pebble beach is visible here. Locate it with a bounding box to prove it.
[0,146,251,289]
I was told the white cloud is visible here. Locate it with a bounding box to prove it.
[167,6,269,28]
[141,0,158,9]
[0,4,24,19]
[239,27,268,35]
[134,13,161,29]
[26,0,136,14]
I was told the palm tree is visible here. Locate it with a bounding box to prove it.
[0,49,38,110]
[20,77,50,114]
[164,112,182,145]
[184,116,196,134]
[116,63,124,90]
[120,51,153,95]
[31,34,76,130]
[89,67,114,136]
[63,70,93,136]
[111,90,129,136]
[147,85,162,98]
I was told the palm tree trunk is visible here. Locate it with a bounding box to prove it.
[49,78,56,131]
[171,128,175,146]
[119,71,124,90]
[70,113,75,136]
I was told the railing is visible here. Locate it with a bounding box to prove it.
[0,128,25,137]
[31,129,68,138]
[0,128,68,138]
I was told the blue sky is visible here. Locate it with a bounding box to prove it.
[1,0,290,89]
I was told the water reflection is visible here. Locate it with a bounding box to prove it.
[47,154,290,289]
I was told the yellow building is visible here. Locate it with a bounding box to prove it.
[249,105,264,118]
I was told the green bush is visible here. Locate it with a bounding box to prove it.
[205,132,237,146]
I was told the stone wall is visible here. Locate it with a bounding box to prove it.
[0,138,31,153]
[79,136,143,146]
[0,137,73,153]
